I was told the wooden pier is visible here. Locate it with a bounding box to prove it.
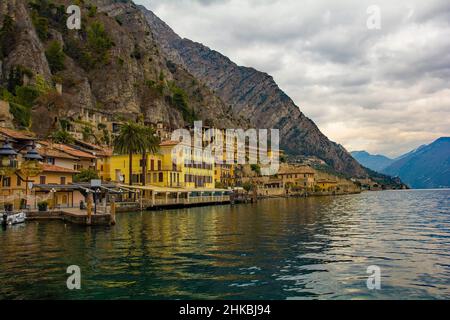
[27,208,112,226]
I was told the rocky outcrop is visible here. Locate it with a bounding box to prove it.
[0,100,14,128]
[0,0,245,139]
[141,6,367,177]
[0,0,52,82]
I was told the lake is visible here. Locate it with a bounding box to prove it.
[1,189,449,299]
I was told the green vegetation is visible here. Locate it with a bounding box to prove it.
[74,168,99,183]
[38,201,48,211]
[88,5,97,17]
[242,181,256,193]
[82,126,93,141]
[64,21,114,70]
[51,130,75,144]
[29,0,66,34]
[6,65,33,94]
[9,102,31,128]
[0,15,17,59]
[45,41,65,73]
[85,22,114,67]
[168,84,197,124]
[250,164,261,176]
[0,66,52,129]
[59,119,70,131]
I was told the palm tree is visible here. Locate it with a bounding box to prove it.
[114,122,147,190]
[139,126,160,186]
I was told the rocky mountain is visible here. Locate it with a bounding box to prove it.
[351,151,394,172]
[382,137,450,189]
[0,0,246,140]
[140,6,367,178]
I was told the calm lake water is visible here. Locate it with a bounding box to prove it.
[1,189,449,300]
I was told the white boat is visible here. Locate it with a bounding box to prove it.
[2,212,27,226]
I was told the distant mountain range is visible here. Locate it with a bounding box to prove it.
[350,151,394,172]
[352,137,450,189]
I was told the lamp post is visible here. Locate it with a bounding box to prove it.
[22,142,43,209]
[94,188,101,214]
[0,138,18,170]
[0,139,18,211]
[50,188,56,211]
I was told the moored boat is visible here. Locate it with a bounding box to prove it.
[2,212,27,226]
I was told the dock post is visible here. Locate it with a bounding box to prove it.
[110,196,116,226]
[86,193,93,225]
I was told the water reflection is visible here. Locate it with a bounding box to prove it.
[0,190,449,299]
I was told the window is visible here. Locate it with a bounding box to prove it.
[46,157,55,165]
[17,176,22,186]
[158,172,163,182]
[158,160,162,171]
[150,159,155,171]
[2,177,11,187]
[60,177,66,185]
[40,176,46,184]
[153,173,157,182]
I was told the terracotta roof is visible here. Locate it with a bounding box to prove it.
[94,147,113,157]
[38,141,96,159]
[42,163,79,174]
[38,146,79,160]
[0,127,35,140]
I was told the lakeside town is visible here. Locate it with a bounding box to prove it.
[0,105,371,226]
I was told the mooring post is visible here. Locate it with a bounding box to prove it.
[86,193,93,225]
[110,196,116,226]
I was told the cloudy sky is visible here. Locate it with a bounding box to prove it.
[136,0,450,158]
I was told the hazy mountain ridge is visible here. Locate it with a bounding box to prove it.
[140,5,367,178]
[351,151,394,172]
[382,137,450,189]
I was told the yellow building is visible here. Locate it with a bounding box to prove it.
[100,140,215,190]
[316,179,338,192]
[32,163,82,209]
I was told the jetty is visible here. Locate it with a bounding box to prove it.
[27,207,113,226]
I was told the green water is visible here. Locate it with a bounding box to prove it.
[0,190,449,299]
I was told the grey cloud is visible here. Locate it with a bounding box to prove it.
[136,0,450,157]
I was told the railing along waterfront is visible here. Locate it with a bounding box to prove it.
[145,195,230,207]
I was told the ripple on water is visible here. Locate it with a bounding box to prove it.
[0,189,450,299]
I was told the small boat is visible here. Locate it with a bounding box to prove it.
[2,212,27,226]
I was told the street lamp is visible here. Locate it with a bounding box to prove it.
[0,138,18,168]
[23,142,43,161]
[50,188,56,211]
[94,188,102,214]
[22,142,43,209]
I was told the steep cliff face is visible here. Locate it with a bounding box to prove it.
[0,0,245,138]
[141,7,367,177]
